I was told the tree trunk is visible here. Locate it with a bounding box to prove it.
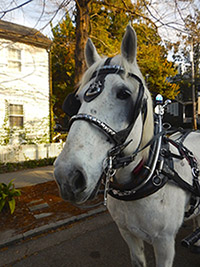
[74,0,90,85]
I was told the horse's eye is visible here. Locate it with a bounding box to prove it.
[117,88,132,100]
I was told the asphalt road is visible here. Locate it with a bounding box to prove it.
[0,212,199,267]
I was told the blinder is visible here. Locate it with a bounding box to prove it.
[62,91,81,118]
[84,57,118,102]
[62,58,114,116]
[84,67,124,102]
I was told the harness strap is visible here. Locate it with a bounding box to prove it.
[84,57,116,102]
[161,168,200,197]
[111,127,166,169]
[108,118,162,192]
[108,128,200,208]
[104,57,113,65]
[69,114,121,144]
[185,195,199,218]
[108,173,168,201]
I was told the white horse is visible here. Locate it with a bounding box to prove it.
[54,25,200,267]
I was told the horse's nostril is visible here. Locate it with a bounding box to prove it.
[73,170,86,193]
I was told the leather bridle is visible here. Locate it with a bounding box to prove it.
[61,58,151,205]
[66,59,147,148]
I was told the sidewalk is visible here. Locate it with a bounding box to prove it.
[0,165,55,188]
[0,166,106,248]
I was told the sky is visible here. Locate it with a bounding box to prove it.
[0,0,199,42]
[147,0,200,42]
[0,0,68,38]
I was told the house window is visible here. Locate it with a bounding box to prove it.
[9,104,24,127]
[8,48,22,71]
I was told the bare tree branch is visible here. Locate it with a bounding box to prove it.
[0,0,33,19]
[142,0,200,38]
[142,0,187,34]
[37,0,75,34]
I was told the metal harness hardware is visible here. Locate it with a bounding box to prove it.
[161,135,200,218]
[103,156,116,206]
[105,95,170,203]
[103,96,200,215]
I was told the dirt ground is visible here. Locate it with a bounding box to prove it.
[0,181,101,235]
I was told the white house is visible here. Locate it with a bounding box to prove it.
[0,20,52,145]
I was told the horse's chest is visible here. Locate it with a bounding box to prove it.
[107,185,187,243]
[107,196,165,242]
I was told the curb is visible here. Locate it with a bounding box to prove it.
[0,206,107,248]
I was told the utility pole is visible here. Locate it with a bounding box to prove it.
[190,38,197,130]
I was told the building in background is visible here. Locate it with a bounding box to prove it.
[170,61,200,129]
[0,20,52,145]
[164,100,197,129]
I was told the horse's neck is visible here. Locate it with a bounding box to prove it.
[140,95,154,160]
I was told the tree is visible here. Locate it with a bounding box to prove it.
[89,0,133,55]
[184,10,200,81]
[74,0,91,84]
[1,0,198,132]
[51,0,179,122]
[2,1,197,98]
[87,0,179,99]
[51,13,76,120]
[134,22,179,99]
[172,8,200,99]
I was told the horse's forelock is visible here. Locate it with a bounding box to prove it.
[78,55,144,92]
[77,58,106,93]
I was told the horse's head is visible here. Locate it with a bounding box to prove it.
[54,25,154,204]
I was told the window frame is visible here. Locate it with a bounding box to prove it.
[7,47,22,72]
[9,104,24,128]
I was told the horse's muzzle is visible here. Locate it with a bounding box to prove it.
[54,165,87,203]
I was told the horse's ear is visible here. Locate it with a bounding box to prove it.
[121,24,137,63]
[85,38,101,67]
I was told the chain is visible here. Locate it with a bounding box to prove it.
[103,156,116,206]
